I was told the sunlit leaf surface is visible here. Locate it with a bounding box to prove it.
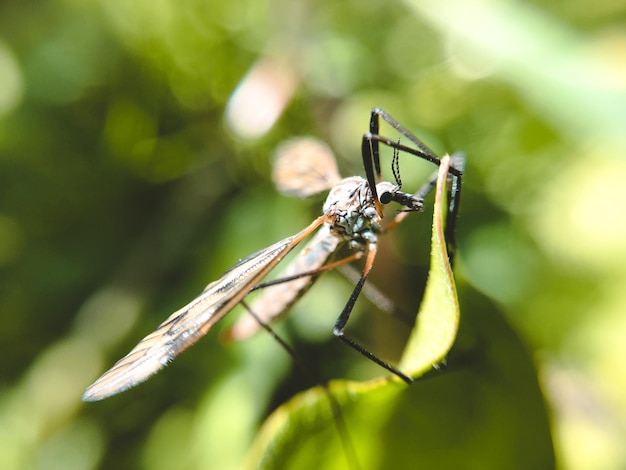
[398,154,459,374]
[245,155,553,469]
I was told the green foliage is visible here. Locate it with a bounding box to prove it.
[398,156,458,375]
[1,0,625,469]
[244,159,552,468]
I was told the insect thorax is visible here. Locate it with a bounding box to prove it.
[323,176,394,243]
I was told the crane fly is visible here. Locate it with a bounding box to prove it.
[82,108,464,402]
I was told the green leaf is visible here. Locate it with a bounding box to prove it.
[245,156,466,469]
[398,154,459,374]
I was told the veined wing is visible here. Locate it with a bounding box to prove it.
[228,224,341,340]
[82,216,326,402]
[272,137,342,197]
[222,137,345,341]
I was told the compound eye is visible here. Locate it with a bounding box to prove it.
[379,191,393,204]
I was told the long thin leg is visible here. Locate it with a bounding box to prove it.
[371,107,437,158]
[363,108,465,267]
[442,152,465,266]
[337,264,408,323]
[251,251,364,291]
[245,245,411,384]
[363,108,442,191]
[384,148,462,266]
[366,108,439,181]
[361,137,383,217]
[240,301,362,470]
[382,152,464,267]
[332,240,413,384]
[251,249,409,325]
[365,134,449,169]
[371,140,464,266]
[368,111,382,181]
[361,110,455,217]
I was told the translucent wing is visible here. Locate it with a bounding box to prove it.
[82,216,326,402]
[229,139,345,339]
[228,224,341,340]
[272,137,342,197]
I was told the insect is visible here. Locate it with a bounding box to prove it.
[82,108,464,402]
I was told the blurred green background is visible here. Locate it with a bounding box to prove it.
[1,0,625,469]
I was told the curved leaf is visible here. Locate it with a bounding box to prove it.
[246,156,463,469]
[398,154,459,374]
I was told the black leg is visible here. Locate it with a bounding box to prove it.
[332,241,413,384]
[369,110,382,180]
[251,251,363,291]
[442,152,465,267]
[362,108,464,268]
[361,136,383,217]
[371,107,437,158]
[240,301,362,470]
